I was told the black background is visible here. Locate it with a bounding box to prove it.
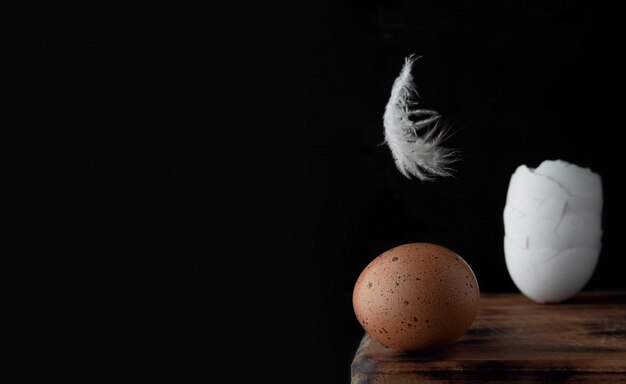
[10,1,625,383]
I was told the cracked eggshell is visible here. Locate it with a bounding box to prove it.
[505,165,569,219]
[504,204,602,250]
[504,237,600,303]
[503,159,603,303]
[535,159,602,200]
[554,213,603,247]
[352,243,479,352]
[535,160,603,217]
[507,160,603,218]
[504,204,560,237]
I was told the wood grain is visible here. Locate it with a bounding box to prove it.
[351,291,626,383]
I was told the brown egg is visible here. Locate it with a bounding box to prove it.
[353,243,479,352]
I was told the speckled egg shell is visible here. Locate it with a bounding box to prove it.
[352,243,479,352]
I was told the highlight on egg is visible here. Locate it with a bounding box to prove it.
[352,243,479,352]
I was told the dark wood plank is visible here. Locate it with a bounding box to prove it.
[352,291,626,383]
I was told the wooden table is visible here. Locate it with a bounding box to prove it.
[351,291,626,383]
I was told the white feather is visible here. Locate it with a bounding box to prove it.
[383,55,458,181]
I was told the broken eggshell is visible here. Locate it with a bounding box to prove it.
[503,160,603,304]
[504,237,600,303]
[504,205,602,250]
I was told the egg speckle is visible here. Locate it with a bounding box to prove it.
[352,243,479,352]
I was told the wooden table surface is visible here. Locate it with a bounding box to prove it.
[351,291,626,383]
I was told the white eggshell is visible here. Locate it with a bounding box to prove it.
[506,161,603,218]
[504,237,600,303]
[504,236,559,263]
[503,204,559,237]
[503,159,603,304]
[565,196,603,217]
[504,205,602,250]
[554,213,603,248]
[534,159,602,199]
[505,165,568,218]
[535,160,603,217]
